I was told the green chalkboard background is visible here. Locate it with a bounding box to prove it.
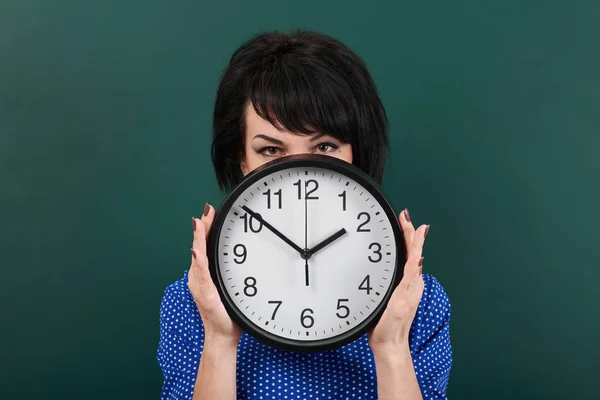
[1,0,599,398]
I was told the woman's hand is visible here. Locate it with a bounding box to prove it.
[189,203,242,347]
[368,209,428,357]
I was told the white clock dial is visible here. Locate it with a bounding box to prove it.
[214,164,398,343]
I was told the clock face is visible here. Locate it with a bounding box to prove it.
[208,155,404,352]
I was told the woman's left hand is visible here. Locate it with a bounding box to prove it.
[368,209,428,357]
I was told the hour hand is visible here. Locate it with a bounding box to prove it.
[241,205,304,255]
[306,228,347,258]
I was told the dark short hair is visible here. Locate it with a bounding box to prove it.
[211,30,389,192]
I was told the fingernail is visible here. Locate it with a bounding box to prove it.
[419,256,424,267]
[404,209,411,223]
[425,225,430,237]
[203,203,210,217]
[192,217,196,231]
[191,248,197,259]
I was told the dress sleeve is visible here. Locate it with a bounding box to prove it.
[157,277,203,400]
[409,274,453,400]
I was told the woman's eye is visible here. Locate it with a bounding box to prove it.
[316,143,338,153]
[260,147,281,156]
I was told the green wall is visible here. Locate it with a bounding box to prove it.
[1,0,599,398]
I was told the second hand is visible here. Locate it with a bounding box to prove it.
[304,178,309,287]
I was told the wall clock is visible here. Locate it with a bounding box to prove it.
[208,154,405,352]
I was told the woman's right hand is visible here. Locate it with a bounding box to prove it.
[189,203,242,347]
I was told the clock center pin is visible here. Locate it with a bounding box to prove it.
[301,248,311,260]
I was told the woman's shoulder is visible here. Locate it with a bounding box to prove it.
[159,271,201,327]
[421,272,451,305]
[409,273,452,351]
[161,271,192,304]
[419,272,452,320]
[163,270,191,296]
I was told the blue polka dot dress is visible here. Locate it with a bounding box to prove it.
[157,272,452,399]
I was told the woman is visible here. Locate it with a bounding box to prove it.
[157,30,452,400]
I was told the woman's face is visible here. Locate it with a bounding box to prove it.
[240,103,353,175]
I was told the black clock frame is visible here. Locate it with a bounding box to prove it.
[207,154,406,352]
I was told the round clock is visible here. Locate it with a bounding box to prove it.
[207,154,405,352]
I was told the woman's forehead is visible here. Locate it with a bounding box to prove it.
[245,104,326,142]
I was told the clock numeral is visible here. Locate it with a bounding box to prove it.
[244,277,257,297]
[233,244,247,264]
[306,179,319,199]
[300,308,315,328]
[268,300,282,320]
[357,212,371,232]
[358,275,372,295]
[338,191,346,211]
[336,298,350,319]
[368,242,382,263]
[263,189,282,209]
[293,179,319,200]
[293,180,301,199]
[240,213,263,233]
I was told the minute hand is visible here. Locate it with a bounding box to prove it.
[306,228,347,258]
[241,205,304,255]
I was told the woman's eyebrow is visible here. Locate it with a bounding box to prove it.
[310,133,328,142]
[252,134,284,145]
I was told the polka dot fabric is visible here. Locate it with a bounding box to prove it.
[157,272,452,399]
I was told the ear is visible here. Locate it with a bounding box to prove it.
[239,154,248,176]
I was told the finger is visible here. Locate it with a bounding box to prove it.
[404,224,429,279]
[190,212,220,308]
[399,209,416,250]
[192,216,207,258]
[190,235,212,287]
[408,224,428,259]
[399,256,423,290]
[200,203,216,239]
[189,246,219,306]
